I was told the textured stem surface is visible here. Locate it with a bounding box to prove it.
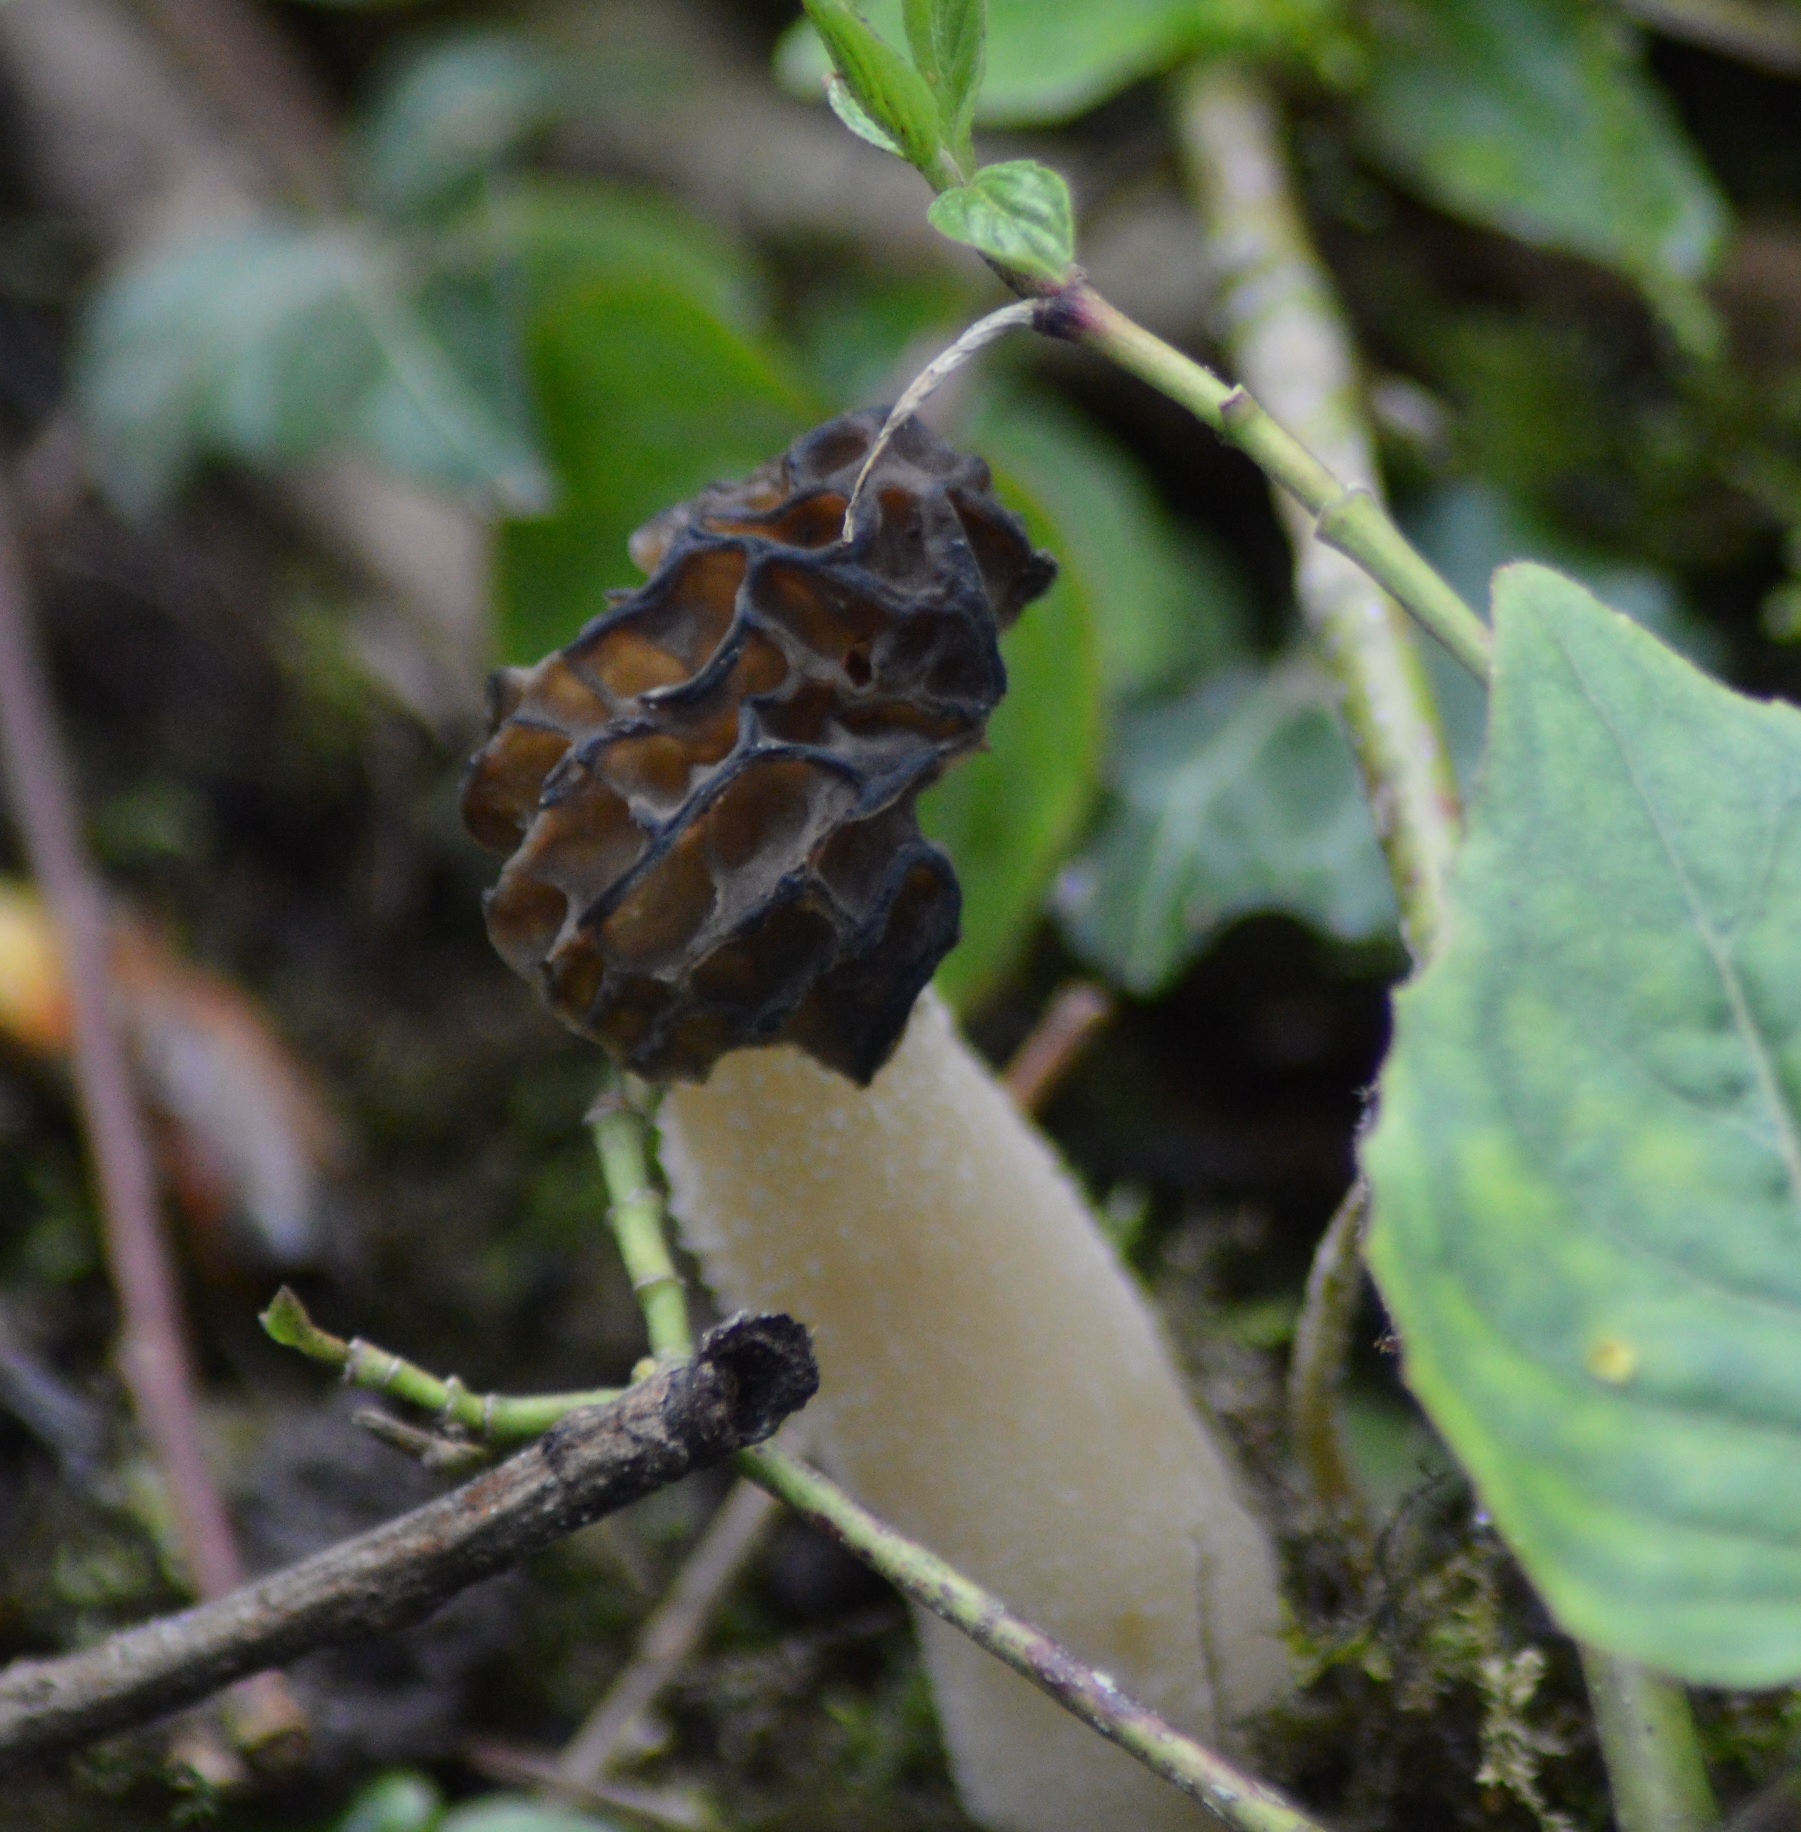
[661,991,1286,1832]
[1169,61,1462,956]
[1580,1648,1719,1832]
[741,1444,1327,1832]
[1286,1181,1369,1536]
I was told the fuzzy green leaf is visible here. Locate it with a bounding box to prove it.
[803,0,946,173]
[356,33,564,217]
[76,221,549,515]
[1357,0,1727,350]
[1057,657,1396,994]
[1367,563,1801,1685]
[927,161,1073,282]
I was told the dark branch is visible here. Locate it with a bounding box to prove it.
[0,1314,817,1768]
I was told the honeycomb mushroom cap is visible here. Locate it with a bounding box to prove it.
[462,409,1057,1084]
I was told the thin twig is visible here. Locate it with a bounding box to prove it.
[1286,1182,1370,1540]
[1168,62,1463,957]
[737,1444,1329,1832]
[0,1313,819,1768]
[1578,1647,1719,1832]
[0,470,307,1755]
[1001,981,1115,1115]
[1617,0,1801,74]
[555,1476,780,1789]
[585,1100,1331,1832]
[262,1287,621,1443]
[841,299,1041,538]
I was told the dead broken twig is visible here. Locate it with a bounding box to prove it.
[0,1313,817,1768]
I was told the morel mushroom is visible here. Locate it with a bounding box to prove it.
[462,409,1055,1084]
[467,411,1286,1832]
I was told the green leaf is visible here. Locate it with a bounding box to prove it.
[921,467,1102,1008]
[485,178,765,334]
[826,73,906,155]
[496,275,816,663]
[1366,563,1801,1685]
[908,0,985,153]
[75,221,548,514]
[927,161,1073,283]
[779,0,1340,127]
[935,0,987,143]
[965,384,1253,701]
[803,0,947,174]
[356,33,564,217]
[1356,0,1727,350]
[903,0,941,87]
[1056,657,1396,995]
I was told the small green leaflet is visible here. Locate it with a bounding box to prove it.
[1367,563,1801,1684]
[779,0,1340,128]
[803,0,946,175]
[927,161,1073,283]
[826,74,904,155]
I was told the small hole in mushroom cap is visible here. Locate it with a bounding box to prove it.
[844,644,872,688]
[755,559,885,664]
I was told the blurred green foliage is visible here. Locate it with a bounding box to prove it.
[779,0,1346,125]
[69,0,1784,1022]
[1357,0,1728,349]
[323,1772,623,1832]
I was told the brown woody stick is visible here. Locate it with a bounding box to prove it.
[0,472,313,1750]
[0,1313,817,1767]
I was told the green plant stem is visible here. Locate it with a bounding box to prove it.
[259,1287,619,1443]
[1167,61,1462,958]
[1166,72,1714,1818]
[1286,1181,1370,1541]
[580,1101,1329,1832]
[1066,289,1491,691]
[265,1266,1328,1832]
[1578,1647,1718,1832]
[737,1441,1328,1832]
[591,1091,694,1360]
